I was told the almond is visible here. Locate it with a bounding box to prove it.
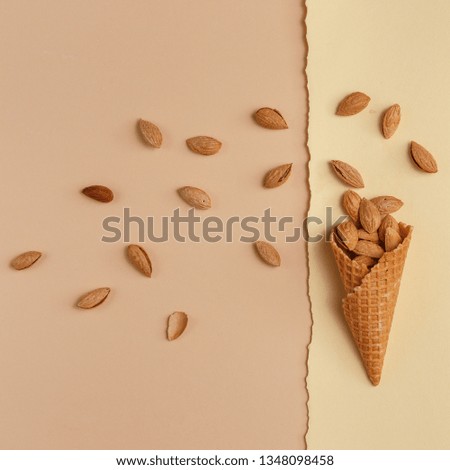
[167,311,188,341]
[177,186,211,210]
[253,107,288,129]
[82,185,114,203]
[353,240,385,259]
[384,227,402,252]
[186,136,222,156]
[11,251,42,270]
[127,244,152,277]
[333,231,351,254]
[370,195,403,215]
[254,241,281,267]
[336,221,358,250]
[382,104,401,139]
[138,118,163,148]
[336,92,370,116]
[378,214,400,242]
[331,160,364,188]
[359,198,381,233]
[263,163,292,188]
[357,229,379,242]
[342,190,361,223]
[354,255,377,267]
[410,141,438,173]
[77,287,110,309]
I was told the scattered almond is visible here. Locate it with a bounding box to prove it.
[378,214,400,242]
[263,163,293,188]
[342,190,361,223]
[353,240,385,259]
[82,185,114,203]
[358,229,379,242]
[139,118,163,148]
[410,141,438,173]
[11,251,42,270]
[359,198,381,233]
[177,186,212,210]
[127,244,152,277]
[167,311,188,341]
[370,195,403,215]
[384,227,402,252]
[254,241,281,267]
[331,160,364,188]
[336,221,358,251]
[77,287,110,309]
[253,108,288,129]
[382,104,401,139]
[336,92,370,116]
[186,136,222,156]
[354,255,377,267]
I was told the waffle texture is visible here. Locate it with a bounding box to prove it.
[331,223,413,385]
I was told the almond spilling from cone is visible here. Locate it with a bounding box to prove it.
[82,185,114,203]
[353,255,377,267]
[342,190,361,223]
[177,186,211,210]
[11,251,42,270]
[253,107,288,130]
[384,227,402,252]
[353,240,385,258]
[336,220,358,251]
[127,244,152,277]
[410,141,438,173]
[167,311,188,341]
[186,136,222,156]
[382,104,401,139]
[77,287,110,309]
[378,214,400,242]
[138,118,163,148]
[254,241,281,267]
[357,229,379,242]
[330,160,364,188]
[370,195,403,215]
[263,163,293,188]
[336,92,370,116]
[359,198,381,233]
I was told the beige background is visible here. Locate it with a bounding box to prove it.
[0,1,310,449]
[307,0,450,449]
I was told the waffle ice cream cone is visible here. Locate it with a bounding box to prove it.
[331,223,413,385]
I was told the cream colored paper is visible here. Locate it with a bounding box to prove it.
[0,1,310,449]
[307,0,450,449]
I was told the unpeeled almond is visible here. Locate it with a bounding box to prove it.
[370,195,403,215]
[342,190,361,223]
[186,136,222,156]
[138,118,163,148]
[82,185,114,203]
[254,241,281,267]
[263,163,293,188]
[336,92,370,116]
[358,229,379,242]
[384,227,402,252]
[77,287,111,309]
[359,198,381,233]
[253,108,288,129]
[11,251,42,270]
[353,240,385,259]
[336,221,358,251]
[331,160,364,188]
[167,311,188,341]
[378,214,400,242]
[127,244,152,277]
[353,255,377,267]
[177,186,211,209]
[410,141,438,173]
[382,104,401,139]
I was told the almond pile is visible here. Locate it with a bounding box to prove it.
[335,190,404,266]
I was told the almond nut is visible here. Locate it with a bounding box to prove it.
[353,255,377,267]
[370,195,403,215]
[253,108,288,129]
[410,141,438,173]
[77,287,110,309]
[382,104,401,139]
[384,227,402,252]
[186,136,222,156]
[336,92,370,116]
[139,118,163,148]
[82,185,114,203]
[353,240,385,259]
[359,198,381,233]
[127,244,152,277]
[11,251,42,270]
[177,186,212,210]
[378,214,400,242]
[167,311,188,341]
[263,163,292,188]
[336,221,358,250]
[342,190,361,223]
[331,160,364,188]
[254,241,281,267]
[358,229,379,242]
